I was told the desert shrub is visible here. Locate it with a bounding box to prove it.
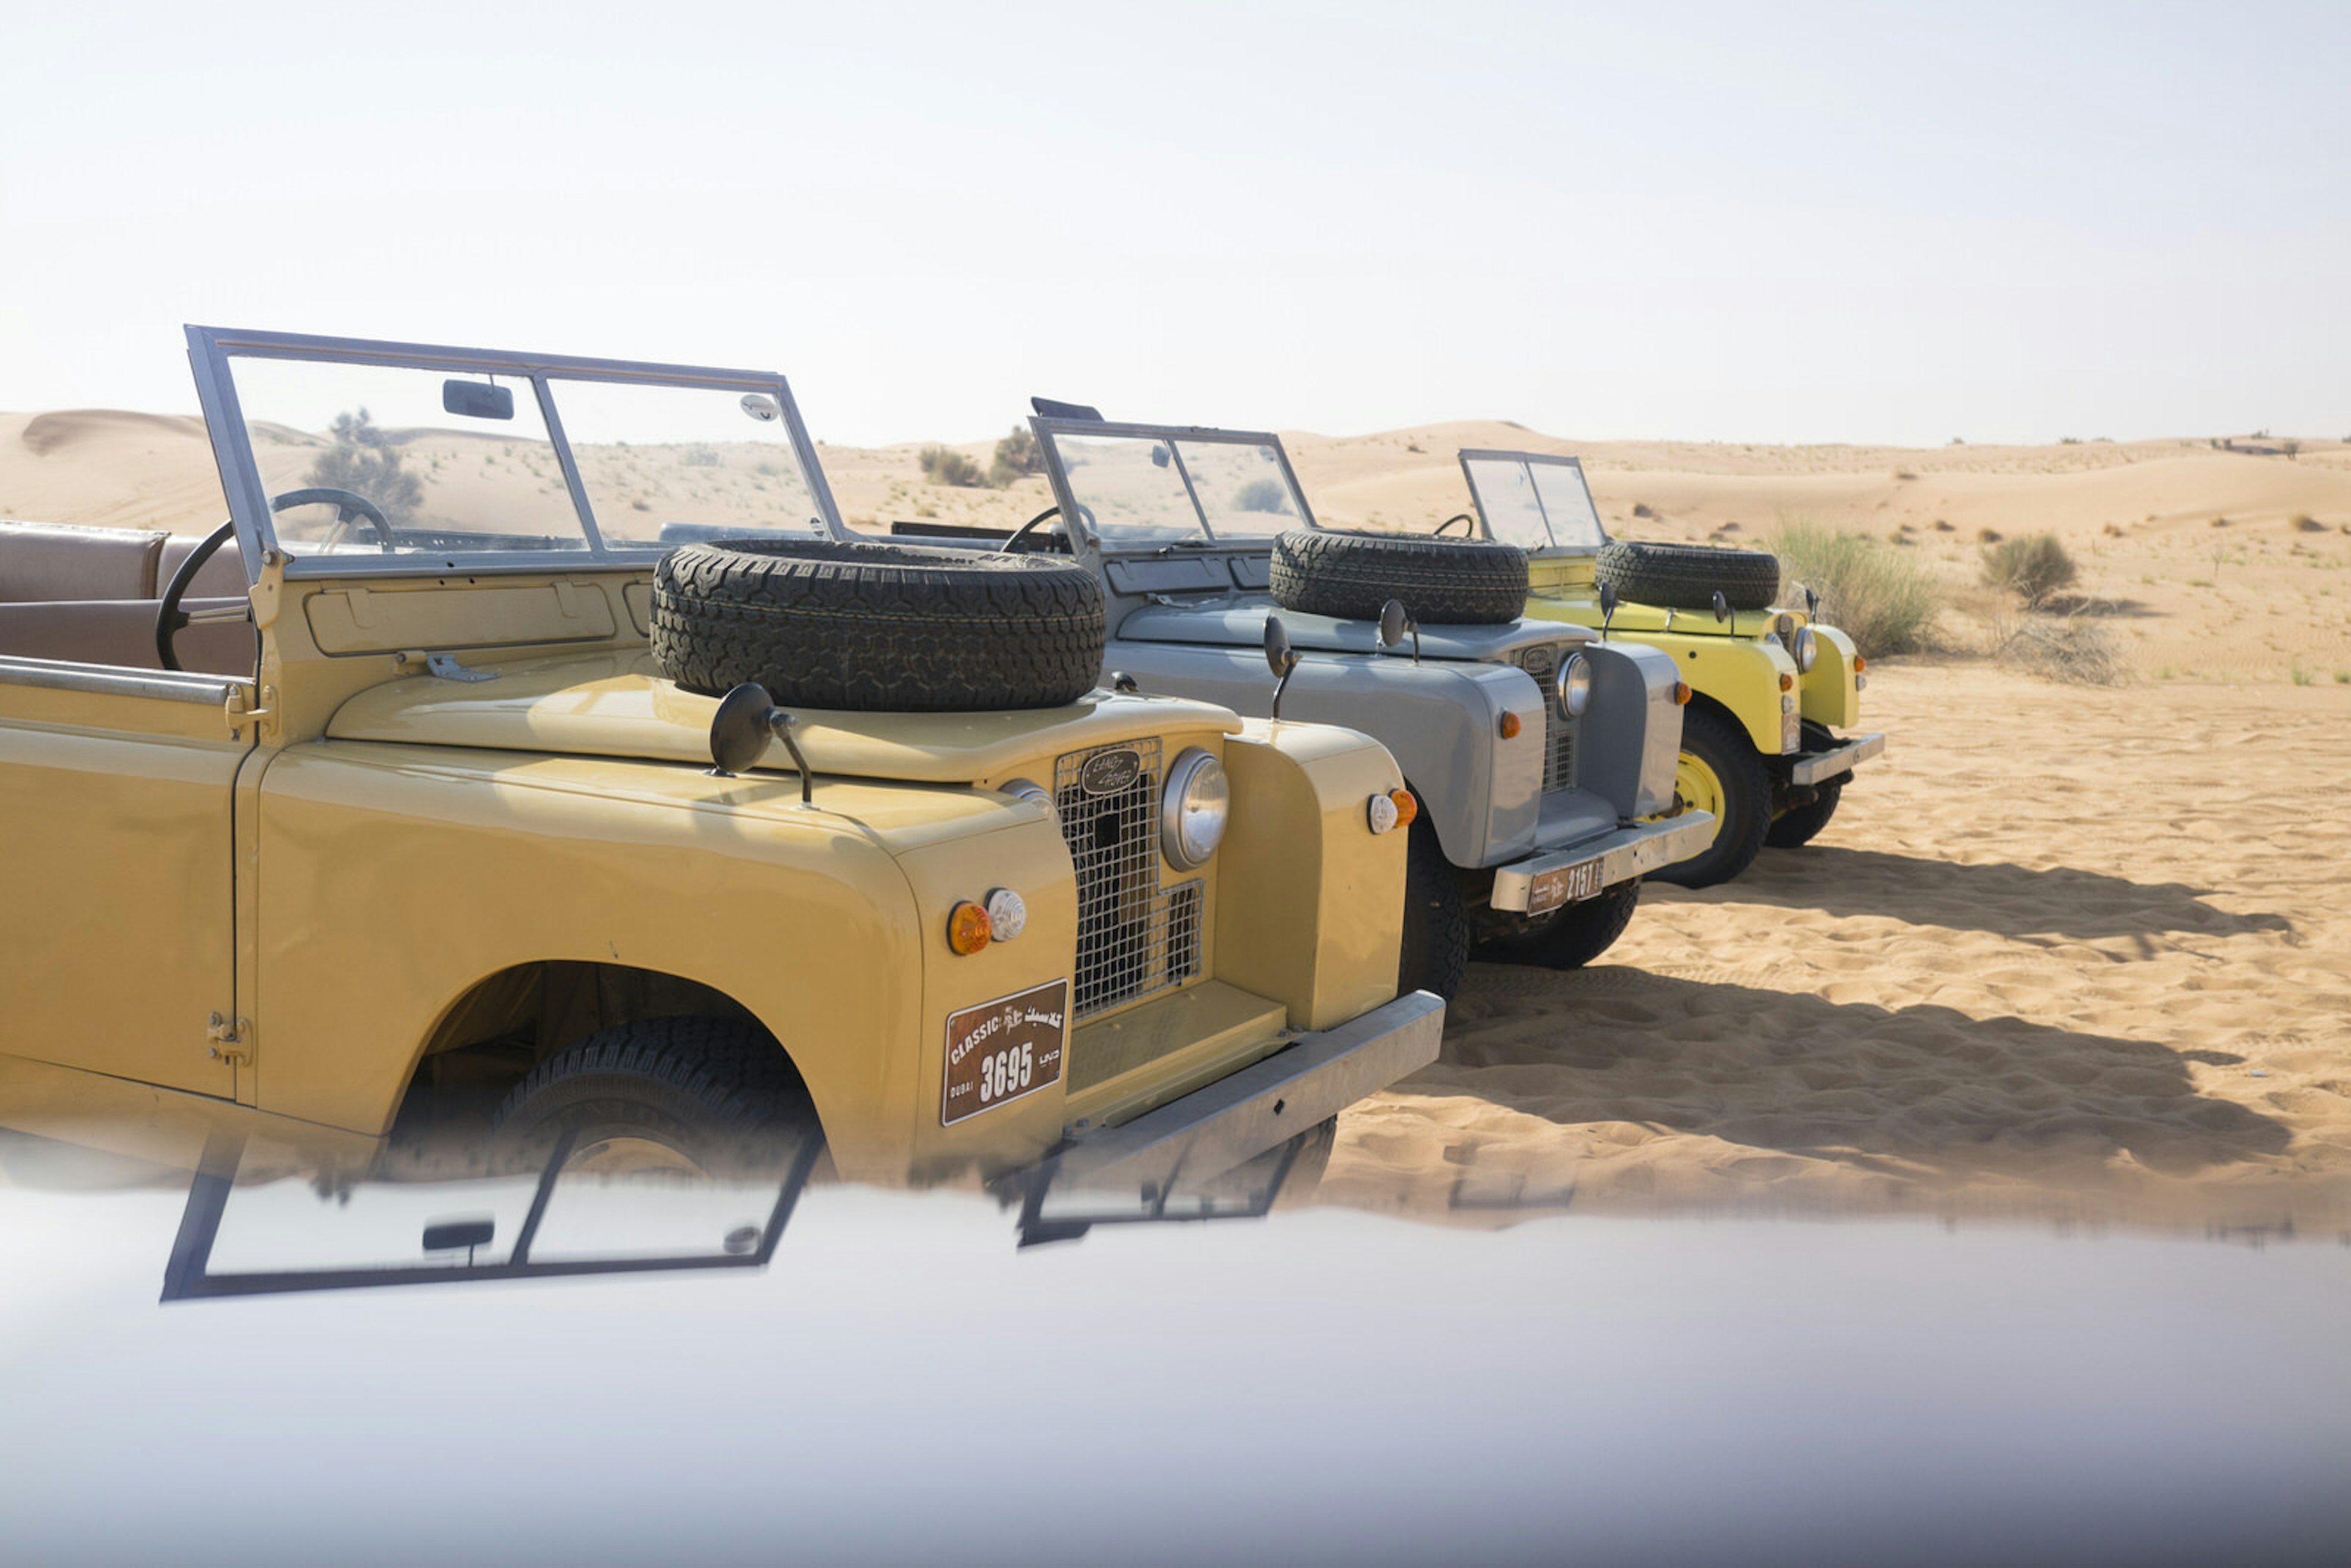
[1232,478,1288,514]
[1980,532,2079,607]
[680,446,721,468]
[1990,606,2129,686]
[1976,526,2003,544]
[920,445,987,488]
[1630,501,1655,519]
[989,426,1043,487]
[2293,514,2325,533]
[308,408,424,525]
[1768,519,1940,657]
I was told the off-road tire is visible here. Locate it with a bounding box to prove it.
[653,539,1105,710]
[1270,528,1528,626]
[1397,814,1470,1000]
[491,1017,817,1174]
[1651,704,1773,888]
[1474,878,1642,970]
[1767,774,1844,848]
[1595,539,1780,613]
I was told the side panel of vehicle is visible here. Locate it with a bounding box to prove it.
[249,743,935,1152]
[0,670,250,1098]
[1799,624,1861,730]
[1213,719,1408,1032]
[1578,642,1688,819]
[1101,639,1542,869]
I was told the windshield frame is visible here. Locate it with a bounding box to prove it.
[1456,448,1610,555]
[1029,415,1319,560]
[186,324,849,582]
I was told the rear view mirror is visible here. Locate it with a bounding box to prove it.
[1150,445,1171,468]
[421,1217,495,1256]
[1376,598,1421,664]
[443,379,515,421]
[1264,615,1302,720]
[1598,581,1620,637]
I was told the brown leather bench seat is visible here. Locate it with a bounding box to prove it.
[0,519,253,675]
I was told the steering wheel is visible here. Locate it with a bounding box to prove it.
[999,505,1072,554]
[154,488,397,671]
[272,486,396,552]
[1434,512,1477,538]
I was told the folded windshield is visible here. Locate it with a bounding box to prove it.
[205,334,838,571]
[1038,426,1307,547]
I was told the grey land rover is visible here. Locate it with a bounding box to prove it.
[883,403,1714,998]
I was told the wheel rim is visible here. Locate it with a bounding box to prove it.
[1649,748,1725,849]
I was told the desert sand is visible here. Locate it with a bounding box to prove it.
[7,408,2349,1236]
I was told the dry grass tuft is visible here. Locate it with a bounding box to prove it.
[2292,514,2325,533]
[1989,605,2130,686]
[1980,532,2080,608]
[1770,519,1941,656]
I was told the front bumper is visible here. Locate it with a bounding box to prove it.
[1046,989,1445,1199]
[1488,810,1717,915]
[1790,731,1885,788]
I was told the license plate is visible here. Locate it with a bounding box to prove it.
[1528,857,1605,915]
[942,979,1069,1126]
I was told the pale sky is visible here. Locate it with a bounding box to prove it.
[2,1,2344,448]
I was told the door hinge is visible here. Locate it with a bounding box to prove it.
[206,1012,253,1067]
[225,685,274,741]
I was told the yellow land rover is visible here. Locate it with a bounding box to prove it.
[1449,449,1883,887]
[0,326,1441,1201]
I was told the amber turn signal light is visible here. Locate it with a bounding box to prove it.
[1779,672,1794,692]
[1390,787,1419,827]
[946,899,992,955]
[1672,682,1692,705]
[1853,656,1868,673]
[1499,711,1523,739]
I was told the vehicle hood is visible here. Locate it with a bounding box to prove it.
[1525,556,1799,639]
[1116,598,1592,661]
[324,649,1239,782]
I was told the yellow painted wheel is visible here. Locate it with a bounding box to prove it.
[1663,748,1726,848]
[1648,705,1772,888]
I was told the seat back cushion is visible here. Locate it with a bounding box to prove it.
[0,520,168,603]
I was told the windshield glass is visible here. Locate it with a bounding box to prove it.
[227,356,591,558]
[551,379,828,547]
[1531,459,1607,548]
[1041,429,1308,546]
[1461,456,1553,549]
[1461,452,1608,552]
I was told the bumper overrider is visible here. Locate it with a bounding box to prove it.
[1043,989,1445,1200]
[1789,731,1886,788]
[1486,810,1717,915]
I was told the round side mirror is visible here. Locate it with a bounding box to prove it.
[1150,444,1171,469]
[708,681,780,776]
[1378,599,1410,648]
[1599,582,1620,617]
[1263,615,1295,677]
[1711,589,1730,623]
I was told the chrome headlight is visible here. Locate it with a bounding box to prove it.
[1791,626,1818,674]
[1160,748,1228,869]
[1555,652,1592,719]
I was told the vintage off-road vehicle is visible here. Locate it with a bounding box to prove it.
[883,405,1713,998]
[1446,449,1884,887]
[0,326,1444,1201]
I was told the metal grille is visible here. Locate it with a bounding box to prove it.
[1514,645,1578,793]
[1053,738,1202,1018]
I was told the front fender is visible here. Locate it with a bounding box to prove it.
[1580,640,1685,818]
[1103,638,1542,869]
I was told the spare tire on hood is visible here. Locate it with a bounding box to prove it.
[1269,528,1528,626]
[1594,539,1781,613]
[652,538,1106,711]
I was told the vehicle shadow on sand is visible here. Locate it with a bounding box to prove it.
[1426,964,2292,1186]
[1661,845,2293,945]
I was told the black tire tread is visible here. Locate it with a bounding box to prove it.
[1397,814,1471,1000]
[1595,539,1780,613]
[1474,877,1642,970]
[1767,774,1845,848]
[1270,528,1528,626]
[492,1016,808,1139]
[653,538,1106,710]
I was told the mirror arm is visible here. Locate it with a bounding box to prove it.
[1270,652,1301,721]
[768,712,815,807]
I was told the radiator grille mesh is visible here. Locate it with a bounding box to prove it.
[1054,738,1202,1018]
[1513,645,1578,793]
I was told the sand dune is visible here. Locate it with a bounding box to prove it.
[8,408,2349,1237]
